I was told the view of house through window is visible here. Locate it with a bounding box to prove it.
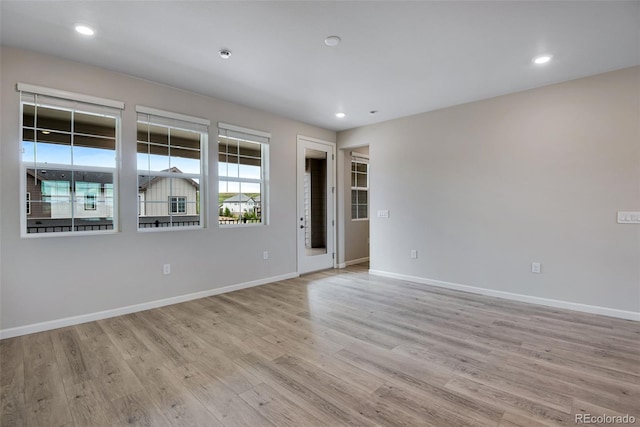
[137,107,208,230]
[218,123,269,225]
[351,156,369,220]
[21,90,121,235]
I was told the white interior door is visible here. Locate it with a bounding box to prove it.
[297,137,335,274]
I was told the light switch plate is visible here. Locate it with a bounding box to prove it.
[377,210,390,218]
[617,211,640,224]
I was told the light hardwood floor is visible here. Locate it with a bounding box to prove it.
[1,264,639,426]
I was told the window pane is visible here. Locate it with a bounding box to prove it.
[170,151,200,174]
[26,168,72,233]
[22,98,119,235]
[218,132,267,226]
[220,159,239,178]
[219,180,240,194]
[137,123,169,145]
[138,176,199,228]
[23,104,35,127]
[22,139,35,163]
[352,205,358,219]
[356,173,368,188]
[36,132,72,165]
[149,152,170,172]
[357,204,368,219]
[358,190,368,204]
[356,163,368,173]
[74,172,114,223]
[74,112,116,137]
[35,106,72,133]
[73,135,116,168]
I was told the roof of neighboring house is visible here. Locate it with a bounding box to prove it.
[138,167,199,191]
[222,194,253,203]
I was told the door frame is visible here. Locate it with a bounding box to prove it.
[296,135,337,274]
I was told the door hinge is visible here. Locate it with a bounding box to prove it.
[332,154,335,160]
[332,219,335,226]
[332,253,335,259]
[332,187,335,194]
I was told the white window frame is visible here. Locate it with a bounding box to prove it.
[19,83,123,237]
[351,154,369,221]
[136,106,209,232]
[84,193,97,211]
[218,122,270,227]
[168,196,187,215]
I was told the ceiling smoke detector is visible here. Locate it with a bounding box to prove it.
[324,36,341,47]
[219,49,232,59]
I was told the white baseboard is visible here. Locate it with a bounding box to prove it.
[337,263,347,268]
[0,272,299,339]
[346,257,370,266]
[369,270,640,322]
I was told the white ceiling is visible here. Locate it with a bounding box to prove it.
[1,1,639,131]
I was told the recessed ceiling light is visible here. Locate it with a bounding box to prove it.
[74,24,95,36]
[324,36,341,47]
[41,130,51,135]
[219,49,232,59]
[335,112,346,118]
[533,54,552,65]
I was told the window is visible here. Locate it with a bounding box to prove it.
[20,83,123,235]
[218,123,270,225]
[169,196,187,214]
[137,106,209,230]
[351,155,369,220]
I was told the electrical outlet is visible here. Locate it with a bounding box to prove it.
[410,249,418,259]
[617,211,640,224]
[163,264,171,275]
[263,251,269,260]
[531,262,541,273]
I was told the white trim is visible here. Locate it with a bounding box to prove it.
[17,82,124,109]
[296,135,337,273]
[219,122,271,139]
[345,257,369,266]
[350,152,370,160]
[0,272,299,339]
[136,105,210,126]
[337,263,347,268]
[369,270,640,321]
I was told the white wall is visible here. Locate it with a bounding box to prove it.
[338,67,640,316]
[0,47,335,334]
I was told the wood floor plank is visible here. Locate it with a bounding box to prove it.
[0,337,26,427]
[2,264,638,426]
[239,382,327,427]
[22,332,74,427]
[126,354,224,426]
[109,390,173,427]
[64,380,116,426]
[172,362,274,427]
